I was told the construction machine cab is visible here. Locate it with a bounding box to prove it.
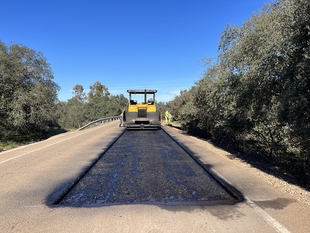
[123,89,161,129]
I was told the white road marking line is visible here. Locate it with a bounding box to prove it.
[0,124,112,165]
[245,196,291,233]
[210,168,291,233]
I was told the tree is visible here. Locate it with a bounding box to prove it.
[88,81,110,101]
[276,0,310,161]
[167,88,198,132]
[114,94,128,113]
[72,84,86,102]
[0,40,59,137]
[169,0,310,184]
[56,82,129,128]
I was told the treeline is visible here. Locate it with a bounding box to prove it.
[0,40,128,141]
[56,82,128,129]
[167,0,310,186]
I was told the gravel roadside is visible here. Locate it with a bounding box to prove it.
[182,131,310,206]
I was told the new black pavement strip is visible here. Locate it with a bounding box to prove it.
[59,130,238,207]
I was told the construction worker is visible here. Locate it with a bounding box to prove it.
[119,113,123,127]
[165,110,171,125]
[165,110,169,125]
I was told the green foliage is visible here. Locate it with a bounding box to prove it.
[55,82,128,129]
[0,40,59,138]
[88,81,110,101]
[0,40,128,138]
[55,98,87,129]
[72,84,86,102]
[0,127,67,152]
[155,101,168,120]
[168,88,199,133]
[168,0,310,186]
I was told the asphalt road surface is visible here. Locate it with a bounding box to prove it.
[0,121,309,232]
[59,129,238,207]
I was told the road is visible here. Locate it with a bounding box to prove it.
[0,121,309,232]
[59,129,238,207]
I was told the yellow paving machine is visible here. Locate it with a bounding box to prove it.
[123,89,161,129]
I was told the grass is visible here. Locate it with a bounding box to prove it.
[0,127,67,152]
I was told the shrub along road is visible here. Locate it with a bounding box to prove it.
[0,121,309,232]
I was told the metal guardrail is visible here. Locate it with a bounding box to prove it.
[77,116,121,131]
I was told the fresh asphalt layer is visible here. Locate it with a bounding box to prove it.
[58,129,238,207]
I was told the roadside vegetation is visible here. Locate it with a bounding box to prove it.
[55,82,128,129]
[167,0,310,189]
[0,41,129,151]
[1,0,308,188]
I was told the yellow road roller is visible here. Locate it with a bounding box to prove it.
[123,89,161,129]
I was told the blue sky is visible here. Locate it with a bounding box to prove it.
[1,0,268,102]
